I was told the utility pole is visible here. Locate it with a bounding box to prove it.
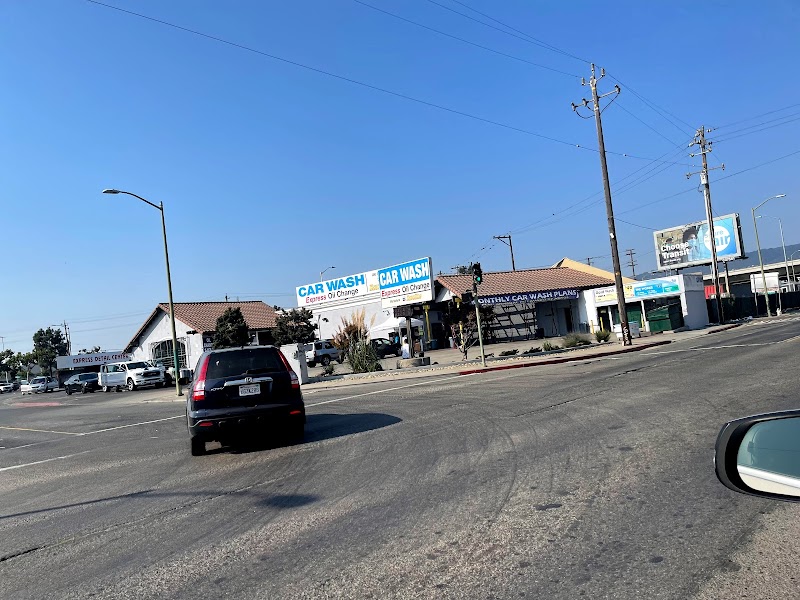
[62,321,71,355]
[687,127,725,323]
[586,257,593,266]
[625,249,637,278]
[493,235,516,271]
[572,64,631,346]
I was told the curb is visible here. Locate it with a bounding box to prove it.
[457,339,673,376]
[706,323,742,334]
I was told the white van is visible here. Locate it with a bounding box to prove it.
[99,361,165,392]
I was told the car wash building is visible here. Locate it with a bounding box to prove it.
[435,266,615,341]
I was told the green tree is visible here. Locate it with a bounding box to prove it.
[78,346,101,354]
[14,352,38,381]
[273,308,317,346]
[212,307,251,349]
[33,327,68,375]
[0,349,15,380]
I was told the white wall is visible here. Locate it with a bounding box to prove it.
[681,289,709,329]
[129,312,203,370]
[312,299,441,341]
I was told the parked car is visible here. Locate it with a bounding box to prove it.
[11,380,20,391]
[306,340,342,367]
[187,345,305,456]
[99,361,164,392]
[64,372,100,395]
[21,376,58,395]
[370,337,402,359]
[0,381,14,393]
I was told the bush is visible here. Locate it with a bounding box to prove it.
[594,329,612,343]
[563,333,591,348]
[499,349,519,357]
[347,337,382,373]
[524,346,541,354]
[321,363,336,376]
[542,341,561,351]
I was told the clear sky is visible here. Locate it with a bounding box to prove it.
[2,0,799,352]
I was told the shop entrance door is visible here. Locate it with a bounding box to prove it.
[563,307,574,333]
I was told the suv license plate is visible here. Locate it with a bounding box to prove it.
[239,384,260,397]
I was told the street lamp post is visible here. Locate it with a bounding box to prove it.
[317,266,335,339]
[103,189,182,396]
[757,214,792,300]
[751,194,787,318]
[320,266,335,282]
[791,250,800,288]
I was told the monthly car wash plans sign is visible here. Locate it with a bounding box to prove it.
[477,289,580,306]
[378,257,434,308]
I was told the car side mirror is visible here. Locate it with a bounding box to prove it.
[715,410,800,501]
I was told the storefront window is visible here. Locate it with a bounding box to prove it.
[150,338,187,369]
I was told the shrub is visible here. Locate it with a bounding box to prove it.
[563,333,591,348]
[594,329,612,343]
[525,346,541,354]
[321,363,335,376]
[542,341,561,351]
[499,349,519,357]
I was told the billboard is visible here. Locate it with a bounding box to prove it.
[378,257,434,308]
[56,352,132,370]
[654,213,744,271]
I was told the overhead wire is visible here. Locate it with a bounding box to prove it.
[352,0,580,78]
[85,0,687,165]
[713,113,800,143]
[712,102,800,130]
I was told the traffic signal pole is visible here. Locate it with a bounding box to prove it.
[471,263,487,367]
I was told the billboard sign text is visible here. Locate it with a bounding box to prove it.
[56,352,133,370]
[477,289,579,305]
[654,213,744,270]
[296,270,380,309]
[378,257,434,308]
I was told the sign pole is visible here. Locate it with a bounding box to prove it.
[473,283,486,368]
[405,316,414,358]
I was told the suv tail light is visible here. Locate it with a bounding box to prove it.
[277,351,301,390]
[192,355,210,401]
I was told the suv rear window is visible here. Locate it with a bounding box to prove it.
[205,348,286,379]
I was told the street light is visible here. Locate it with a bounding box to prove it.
[103,189,182,396]
[752,194,787,317]
[791,249,800,288]
[757,214,792,299]
[320,266,336,282]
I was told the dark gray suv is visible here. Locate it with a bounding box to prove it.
[186,346,305,456]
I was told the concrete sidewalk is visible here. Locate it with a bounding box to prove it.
[302,323,741,391]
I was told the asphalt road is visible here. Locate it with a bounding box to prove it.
[2,318,800,599]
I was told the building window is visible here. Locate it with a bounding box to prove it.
[150,338,187,369]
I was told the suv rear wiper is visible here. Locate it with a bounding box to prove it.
[243,368,270,375]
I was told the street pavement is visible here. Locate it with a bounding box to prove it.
[2,318,800,599]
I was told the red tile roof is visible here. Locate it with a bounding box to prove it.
[436,267,613,298]
[125,301,278,351]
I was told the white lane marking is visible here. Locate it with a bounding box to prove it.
[305,374,474,407]
[0,426,83,436]
[0,451,91,472]
[642,333,800,356]
[78,415,184,436]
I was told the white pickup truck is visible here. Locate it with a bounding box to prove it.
[21,376,58,395]
[99,361,165,392]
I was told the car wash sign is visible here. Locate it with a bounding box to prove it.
[378,257,434,308]
[56,351,133,370]
[296,270,380,309]
[477,289,580,305]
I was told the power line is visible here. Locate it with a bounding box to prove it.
[443,0,590,63]
[714,113,800,143]
[713,102,800,130]
[424,0,588,62]
[616,218,655,230]
[615,101,681,146]
[86,1,699,167]
[352,1,580,77]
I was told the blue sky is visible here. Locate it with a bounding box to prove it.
[2,0,799,352]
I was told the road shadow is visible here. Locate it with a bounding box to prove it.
[226,412,402,454]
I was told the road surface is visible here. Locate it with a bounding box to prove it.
[2,318,800,599]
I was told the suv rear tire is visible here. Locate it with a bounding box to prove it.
[190,437,206,456]
[321,355,331,366]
